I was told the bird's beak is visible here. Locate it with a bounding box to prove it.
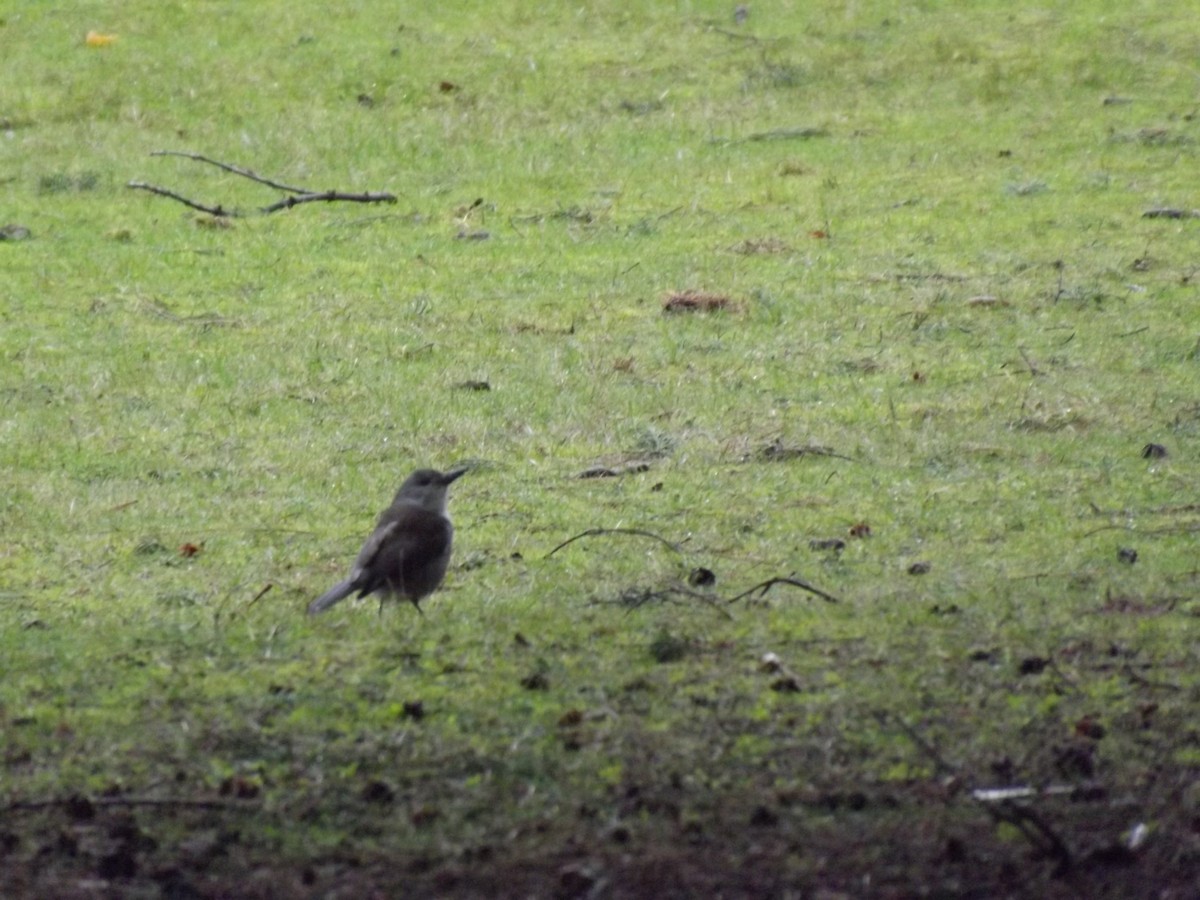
[443,466,470,484]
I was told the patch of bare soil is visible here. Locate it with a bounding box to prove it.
[3,780,1196,899]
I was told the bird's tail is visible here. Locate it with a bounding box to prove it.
[308,579,356,615]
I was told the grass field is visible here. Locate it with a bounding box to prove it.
[2,2,1198,896]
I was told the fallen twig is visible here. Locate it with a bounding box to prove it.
[261,190,400,214]
[594,577,838,617]
[126,181,230,216]
[883,712,1074,876]
[727,574,840,605]
[247,582,273,607]
[549,533,841,606]
[546,528,683,558]
[1017,345,1043,376]
[971,784,1103,802]
[129,150,397,216]
[150,149,310,193]
[1142,207,1200,219]
[592,584,733,620]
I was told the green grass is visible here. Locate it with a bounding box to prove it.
[2,1,1198,896]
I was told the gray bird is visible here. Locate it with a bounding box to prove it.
[308,466,468,615]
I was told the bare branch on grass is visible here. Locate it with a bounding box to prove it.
[247,582,273,607]
[546,527,684,558]
[1017,345,1043,376]
[1142,207,1200,219]
[260,190,400,214]
[149,150,310,192]
[549,530,841,607]
[592,575,838,616]
[213,581,276,628]
[593,584,733,620]
[727,574,841,605]
[128,150,397,217]
[126,181,231,217]
[1117,326,1150,338]
[882,712,1074,875]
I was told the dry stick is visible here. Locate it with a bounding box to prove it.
[547,533,839,607]
[1142,207,1200,219]
[592,584,732,619]
[1081,523,1136,537]
[247,582,273,607]
[618,585,733,620]
[882,712,1074,875]
[126,181,230,216]
[546,527,683,558]
[215,581,273,626]
[131,150,398,216]
[150,149,311,194]
[1017,345,1042,376]
[662,585,732,618]
[261,190,398,213]
[727,574,840,605]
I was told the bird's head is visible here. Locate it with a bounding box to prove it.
[395,466,469,513]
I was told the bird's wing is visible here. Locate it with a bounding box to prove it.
[348,519,401,594]
[371,507,454,599]
[400,509,453,559]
